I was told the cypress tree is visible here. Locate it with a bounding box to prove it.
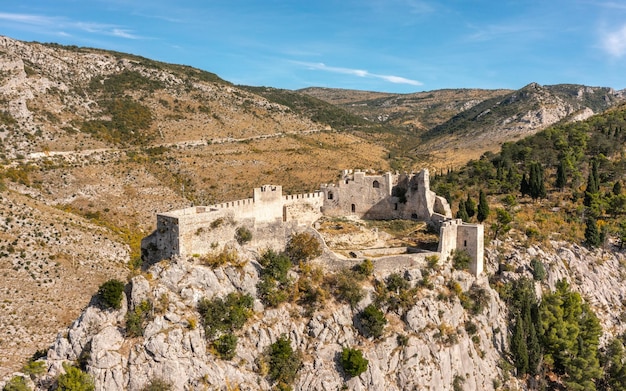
[529,162,546,200]
[555,159,567,190]
[456,199,469,221]
[520,173,530,197]
[613,180,622,196]
[585,216,602,248]
[511,314,529,376]
[477,189,489,222]
[465,193,476,218]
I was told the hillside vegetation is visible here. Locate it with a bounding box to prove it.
[431,102,626,390]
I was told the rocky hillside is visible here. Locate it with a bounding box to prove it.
[300,83,625,168]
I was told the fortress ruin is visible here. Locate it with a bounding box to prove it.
[142,169,484,276]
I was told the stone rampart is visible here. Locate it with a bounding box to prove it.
[144,169,484,276]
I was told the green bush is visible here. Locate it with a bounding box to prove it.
[235,226,252,245]
[267,335,301,388]
[97,279,125,310]
[352,259,374,277]
[2,376,29,391]
[57,363,94,391]
[198,292,253,340]
[257,250,292,307]
[327,269,364,308]
[213,334,238,360]
[141,378,172,391]
[358,304,387,339]
[125,300,152,337]
[386,273,410,293]
[451,250,471,271]
[340,347,368,378]
[530,258,546,281]
[285,232,322,263]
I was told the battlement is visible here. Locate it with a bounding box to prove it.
[144,169,484,276]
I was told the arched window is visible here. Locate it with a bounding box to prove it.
[351,204,356,213]
[372,180,380,188]
[328,192,334,200]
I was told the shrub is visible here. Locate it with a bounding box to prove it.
[57,363,94,391]
[451,250,471,271]
[125,299,152,337]
[141,378,172,391]
[530,258,546,281]
[257,250,292,307]
[285,232,322,263]
[235,226,252,245]
[386,273,410,293]
[213,334,238,360]
[340,347,368,378]
[97,279,125,310]
[358,304,387,338]
[2,376,29,391]
[201,247,240,268]
[426,255,439,270]
[327,269,364,308]
[352,259,374,277]
[22,360,46,378]
[198,292,253,340]
[267,335,301,388]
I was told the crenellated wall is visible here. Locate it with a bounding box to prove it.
[143,169,483,276]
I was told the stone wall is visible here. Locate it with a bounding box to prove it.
[438,219,484,276]
[144,169,483,276]
[320,169,451,222]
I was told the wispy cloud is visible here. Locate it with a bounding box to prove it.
[0,12,57,25]
[294,61,422,86]
[601,25,626,57]
[0,12,142,40]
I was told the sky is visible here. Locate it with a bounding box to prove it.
[2,1,626,93]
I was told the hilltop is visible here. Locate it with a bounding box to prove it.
[1,34,626,390]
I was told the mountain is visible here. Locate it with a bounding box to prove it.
[300,83,625,168]
[2,34,626,390]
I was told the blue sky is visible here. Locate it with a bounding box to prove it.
[2,1,626,93]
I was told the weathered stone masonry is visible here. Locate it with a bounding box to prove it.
[143,169,485,276]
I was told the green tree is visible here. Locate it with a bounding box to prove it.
[198,292,253,340]
[520,173,530,197]
[57,363,94,391]
[555,159,567,190]
[614,180,623,196]
[340,347,369,378]
[97,279,125,310]
[584,216,602,248]
[456,199,469,221]
[235,226,252,245]
[213,334,238,360]
[358,304,387,339]
[491,208,512,241]
[465,194,476,218]
[477,189,490,222]
[267,335,301,388]
[584,160,600,208]
[529,162,546,200]
[285,232,322,264]
[539,280,602,389]
[602,337,626,390]
[511,314,529,375]
[2,376,29,391]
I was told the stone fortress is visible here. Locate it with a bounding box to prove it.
[142,169,484,276]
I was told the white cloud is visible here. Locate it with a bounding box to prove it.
[0,12,57,25]
[602,25,626,57]
[294,61,422,86]
[0,12,142,40]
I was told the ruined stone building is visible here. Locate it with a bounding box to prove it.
[142,169,484,276]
